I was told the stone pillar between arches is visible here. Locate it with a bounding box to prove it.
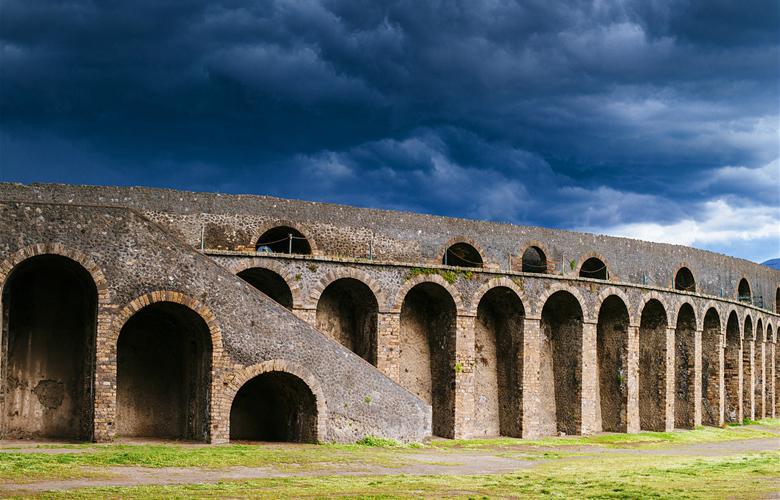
[665,326,676,431]
[453,314,476,439]
[693,328,703,426]
[580,321,598,435]
[376,312,401,382]
[626,324,640,433]
[521,317,542,439]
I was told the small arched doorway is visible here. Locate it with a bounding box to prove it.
[238,267,294,309]
[674,268,695,292]
[1,255,97,439]
[521,246,548,273]
[116,301,212,441]
[738,279,751,304]
[579,257,607,280]
[229,371,317,443]
[315,278,378,365]
[443,242,482,268]
[256,226,312,255]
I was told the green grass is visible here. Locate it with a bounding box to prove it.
[27,452,780,499]
[431,424,777,450]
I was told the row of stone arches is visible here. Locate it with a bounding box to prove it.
[0,252,321,443]
[235,260,776,438]
[249,227,778,309]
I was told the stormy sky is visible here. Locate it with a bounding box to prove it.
[1,0,778,262]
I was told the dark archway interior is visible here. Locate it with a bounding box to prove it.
[675,304,696,429]
[738,279,751,303]
[256,226,311,254]
[521,246,547,273]
[230,371,317,443]
[316,278,378,365]
[474,287,525,437]
[117,302,211,441]
[776,288,780,314]
[580,257,607,280]
[639,299,667,431]
[701,308,721,426]
[238,268,294,309]
[724,312,741,423]
[754,322,764,418]
[443,242,482,268]
[540,291,583,435]
[399,282,457,438]
[596,295,629,432]
[674,268,696,292]
[742,316,753,418]
[2,255,97,439]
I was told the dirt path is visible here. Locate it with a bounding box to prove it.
[1,436,777,495]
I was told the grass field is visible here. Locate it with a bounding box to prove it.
[1,420,778,498]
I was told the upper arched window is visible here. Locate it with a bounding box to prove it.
[522,246,548,274]
[443,242,483,268]
[255,226,311,255]
[775,287,779,314]
[579,257,607,280]
[674,267,695,292]
[737,278,751,304]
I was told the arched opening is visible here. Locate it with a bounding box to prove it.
[399,282,457,438]
[229,371,317,443]
[540,291,583,435]
[724,312,741,423]
[474,287,525,437]
[776,288,779,314]
[1,255,97,439]
[315,278,378,365]
[255,226,311,255]
[443,242,482,268]
[639,299,668,431]
[754,321,764,419]
[237,268,293,309]
[738,279,751,304]
[117,302,212,441]
[742,316,753,420]
[701,308,721,427]
[675,304,696,429]
[766,326,773,418]
[579,257,607,280]
[674,267,695,292]
[521,246,547,274]
[596,295,629,433]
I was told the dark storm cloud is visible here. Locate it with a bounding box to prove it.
[1,0,778,260]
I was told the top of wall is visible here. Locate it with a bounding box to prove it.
[1,182,778,310]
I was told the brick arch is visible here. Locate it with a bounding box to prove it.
[635,291,671,327]
[110,290,224,352]
[671,262,697,292]
[392,274,464,315]
[699,300,722,332]
[251,220,319,255]
[438,236,490,268]
[575,251,616,282]
[467,277,526,316]
[0,243,111,306]
[219,359,328,442]
[226,258,304,309]
[595,287,636,326]
[532,283,591,322]
[735,275,752,301]
[670,300,698,329]
[755,317,765,343]
[515,240,554,274]
[742,312,754,341]
[308,268,388,313]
